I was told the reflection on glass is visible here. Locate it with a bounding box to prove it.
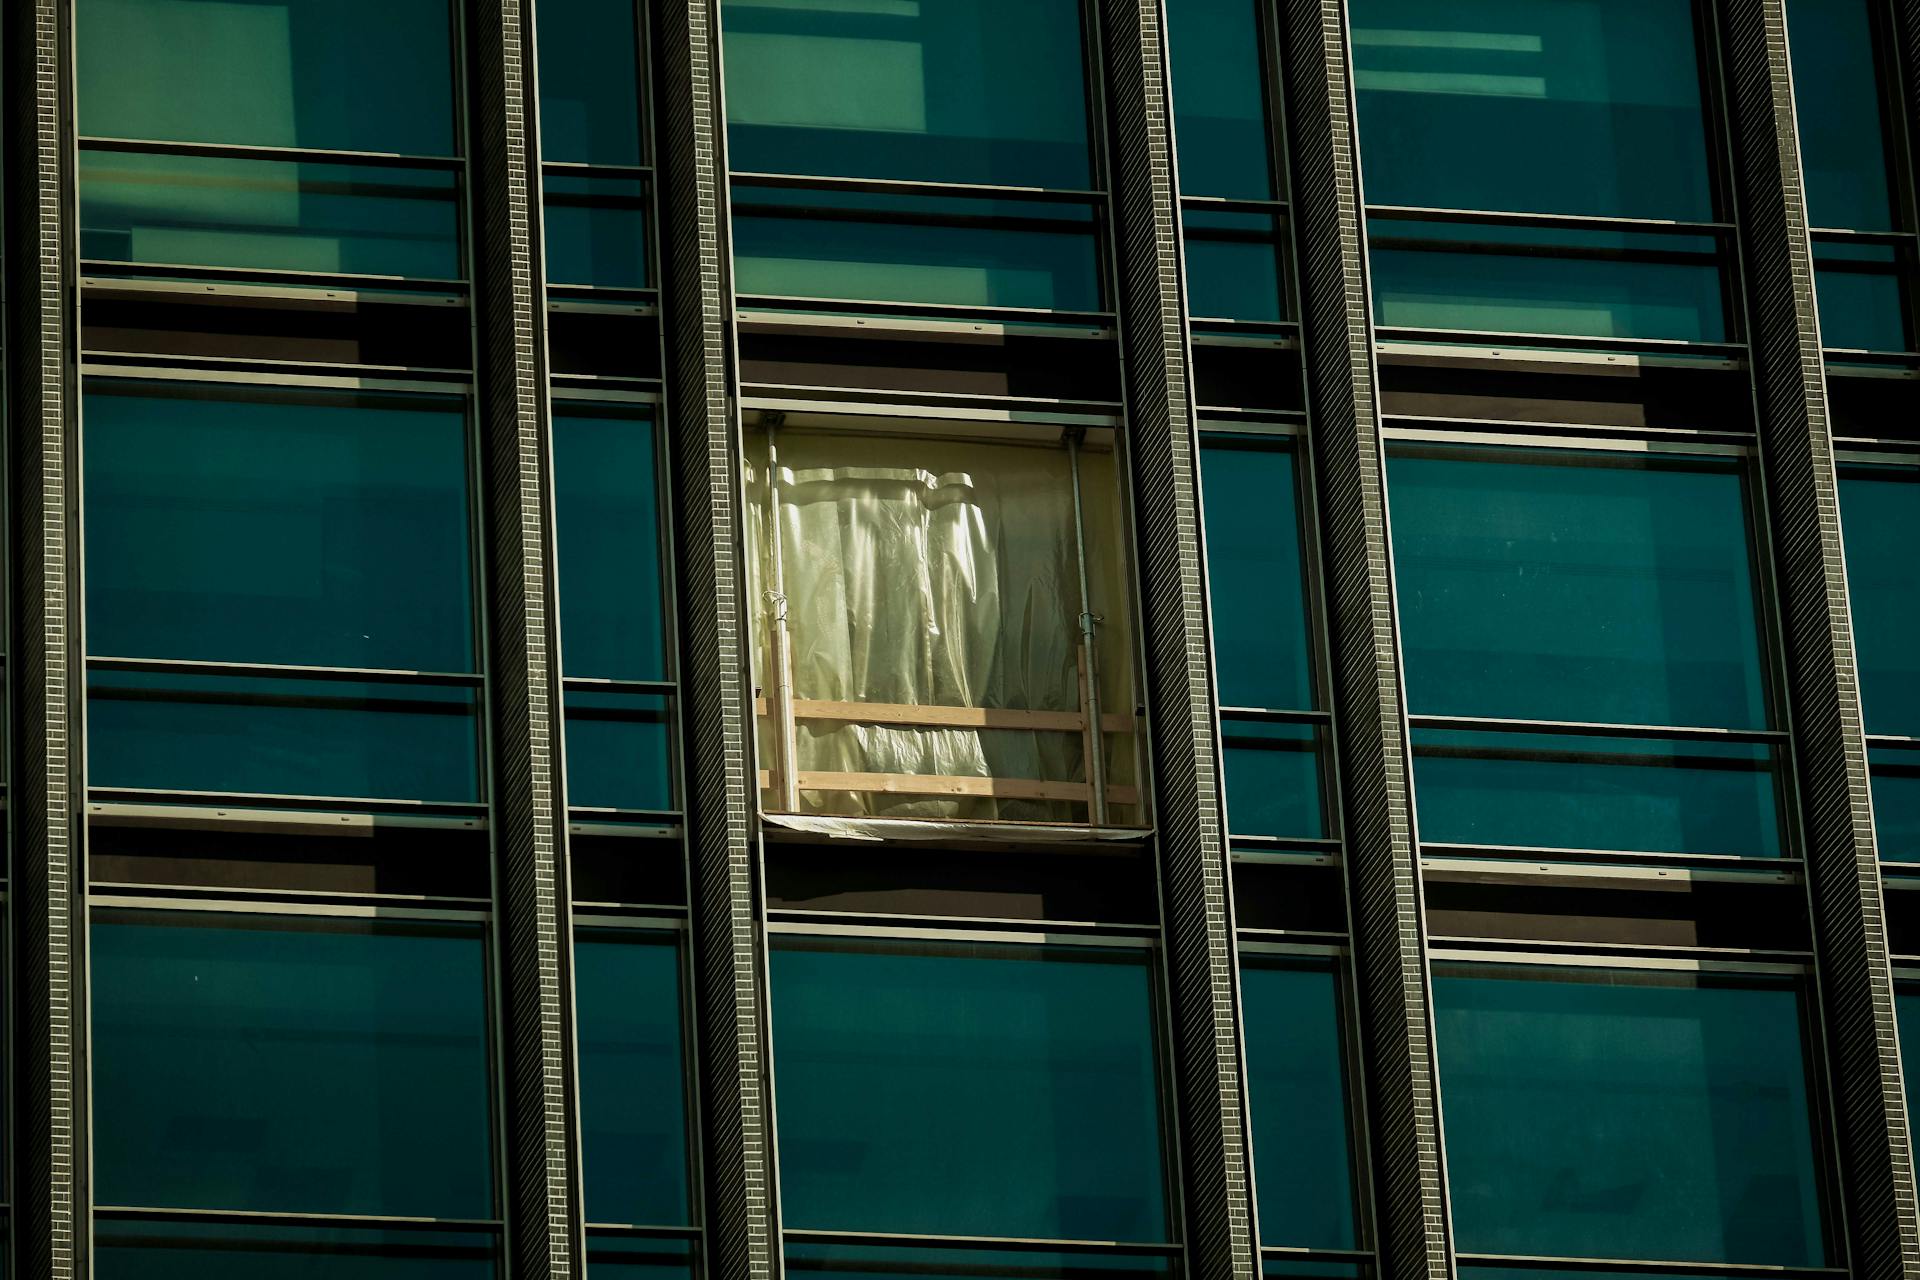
[770,937,1169,1241]
[576,931,690,1225]
[1240,963,1359,1249]
[1787,0,1896,233]
[1814,243,1907,352]
[1390,445,1767,729]
[732,187,1103,312]
[546,173,650,289]
[722,0,1091,189]
[1368,221,1725,342]
[1166,0,1274,200]
[1434,964,1829,1266]
[77,0,457,156]
[1185,210,1286,323]
[1412,728,1783,857]
[1223,720,1326,840]
[85,382,474,673]
[555,406,668,681]
[538,0,644,167]
[91,912,495,1218]
[93,1221,497,1279]
[80,151,461,281]
[566,690,675,813]
[1839,464,1920,735]
[1349,0,1712,221]
[1199,438,1314,710]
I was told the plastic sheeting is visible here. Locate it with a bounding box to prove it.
[745,426,1142,824]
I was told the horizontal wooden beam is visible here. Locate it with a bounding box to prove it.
[753,697,1136,735]
[755,769,1142,807]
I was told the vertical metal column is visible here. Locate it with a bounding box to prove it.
[1096,0,1259,1274]
[1718,3,1920,1276]
[648,2,780,1278]
[465,0,587,1273]
[5,0,89,1276]
[1276,4,1453,1278]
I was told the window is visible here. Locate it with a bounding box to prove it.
[721,0,1106,317]
[1200,434,1328,845]
[91,909,497,1268]
[770,932,1171,1269]
[1350,0,1730,345]
[554,401,678,820]
[744,419,1143,828]
[1899,985,1920,1122]
[82,378,482,807]
[1839,461,1920,861]
[1432,961,1831,1269]
[1788,0,1913,355]
[1389,442,1784,859]
[76,0,462,285]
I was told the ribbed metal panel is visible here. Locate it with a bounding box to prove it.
[465,0,587,1273]
[1276,3,1453,1278]
[1718,3,1920,1276]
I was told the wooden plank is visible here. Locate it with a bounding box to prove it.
[753,697,1135,735]
[755,769,1141,807]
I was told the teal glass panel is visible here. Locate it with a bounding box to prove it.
[587,1236,696,1280]
[1199,438,1314,709]
[732,187,1103,313]
[1815,243,1907,352]
[87,670,482,803]
[92,912,494,1217]
[566,691,675,813]
[1433,965,1829,1265]
[1786,0,1896,232]
[537,0,644,166]
[85,382,474,672]
[1349,0,1713,221]
[1871,748,1920,862]
[1412,728,1784,858]
[1839,464,1920,734]
[722,0,1091,189]
[1166,0,1274,200]
[1240,963,1359,1249]
[1185,209,1285,323]
[1223,719,1326,840]
[785,1242,1173,1280]
[555,406,667,681]
[577,930,690,1225]
[771,937,1169,1241]
[546,174,650,289]
[80,150,461,281]
[1368,221,1725,343]
[1389,445,1768,729]
[1898,989,1920,1121]
[77,0,456,156]
[95,1220,497,1278]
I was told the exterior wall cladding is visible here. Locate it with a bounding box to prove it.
[8,0,1920,1278]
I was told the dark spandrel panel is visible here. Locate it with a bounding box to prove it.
[1223,719,1326,840]
[1198,438,1313,710]
[546,174,651,289]
[721,0,1091,189]
[786,1242,1174,1280]
[1814,245,1908,352]
[732,188,1103,313]
[576,931,691,1227]
[770,937,1170,1241]
[566,691,675,813]
[1838,464,1920,735]
[1871,749,1920,862]
[94,1220,497,1279]
[85,382,474,673]
[91,912,495,1218]
[1349,0,1713,221]
[88,670,482,804]
[1389,445,1768,730]
[1368,221,1726,343]
[555,406,668,681]
[77,0,457,156]
[1166,0,1274,200]
[587,1236,696,1280]
[537,0,644,166]
[80,151,461,282]
[1412,728,1785,859]
[1786,0,1896,233]
[1240,964,1360,1250]
[1432,965,1830,1266]
[1184,210,1286,323]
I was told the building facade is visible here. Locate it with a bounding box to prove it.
[3,0,1920,1277]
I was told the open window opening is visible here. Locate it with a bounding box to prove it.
[745,414,1146,831]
